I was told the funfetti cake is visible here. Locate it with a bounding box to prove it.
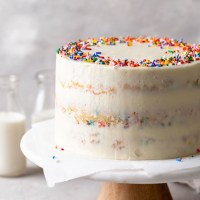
[55,36,200,160]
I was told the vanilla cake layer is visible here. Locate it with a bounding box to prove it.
[55,37,200,160]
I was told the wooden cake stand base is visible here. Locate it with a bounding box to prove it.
[97,182,172,200]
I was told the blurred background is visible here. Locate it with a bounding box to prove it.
[0,0,200,199]
[0,0,200,116]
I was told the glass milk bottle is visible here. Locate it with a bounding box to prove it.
[31,69,55,124]
[0,75,26,176]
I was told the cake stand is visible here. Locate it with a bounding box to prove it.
[21,121,200,200]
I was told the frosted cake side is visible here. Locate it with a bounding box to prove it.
[55,36,200,160]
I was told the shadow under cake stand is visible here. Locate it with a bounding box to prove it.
[21,120,200,200]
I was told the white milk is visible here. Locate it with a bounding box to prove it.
[31,109,54,124]
[0,112,26,176]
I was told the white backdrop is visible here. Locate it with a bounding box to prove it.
[0,0,200,115]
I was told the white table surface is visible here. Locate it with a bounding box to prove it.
[0,160,199,200]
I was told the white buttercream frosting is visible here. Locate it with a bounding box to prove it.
[84,43,180,61]
[55,38,200,160]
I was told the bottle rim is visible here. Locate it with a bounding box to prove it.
[35,69,55,83]
[0,74,19,88]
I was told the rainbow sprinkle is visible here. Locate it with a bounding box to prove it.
[57,36,200,67]
[176,157,183,162]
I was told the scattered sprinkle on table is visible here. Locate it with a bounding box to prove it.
[176,158,183,162]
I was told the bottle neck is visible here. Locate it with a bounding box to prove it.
[0,75,24,114]
[33,70,55,114]
[36,69,55,84]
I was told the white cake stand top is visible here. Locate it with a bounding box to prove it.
[21,120,200,185]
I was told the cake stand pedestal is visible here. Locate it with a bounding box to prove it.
[97,182,172,200]
[21,121,200,200]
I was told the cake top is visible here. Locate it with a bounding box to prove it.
[57,36,200,67]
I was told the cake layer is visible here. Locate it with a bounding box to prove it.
[56,102,200,128]
[55,108,200,160]
[56,54,200,88]
[57,88,200,115]
[56,54,200,114]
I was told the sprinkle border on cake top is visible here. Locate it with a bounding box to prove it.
[57,36,200,67]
